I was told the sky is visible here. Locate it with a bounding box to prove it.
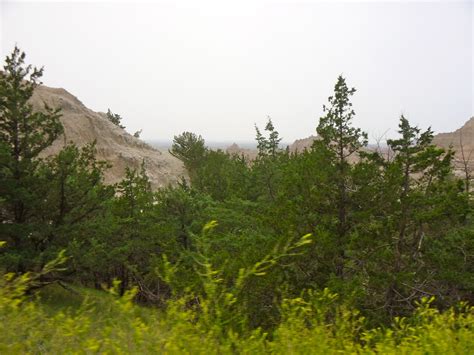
[0,0,473,143]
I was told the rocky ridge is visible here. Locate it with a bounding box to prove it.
[32,85,186,189]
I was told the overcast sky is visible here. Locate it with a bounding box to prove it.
[1,0,473,143]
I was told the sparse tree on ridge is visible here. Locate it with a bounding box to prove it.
[133,129,142,138]
[106,108,125,129]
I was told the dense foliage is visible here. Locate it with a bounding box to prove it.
[1,47,473,352]
[1,271,473,354]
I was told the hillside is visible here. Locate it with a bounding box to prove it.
[286,118,474,170]
[225,143,258,160]
[31,85,186,189]
[29,84,473,186]
[288,135,319,152]
[434,117,474,167]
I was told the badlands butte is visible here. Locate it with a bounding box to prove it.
[33,84,473,188]
[32,85,186,190]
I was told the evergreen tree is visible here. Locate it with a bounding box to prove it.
[0,47,63,271]
[170,131,207,184]
[315,75,368,278]
[106,109,125,129]
[112,163,154,295]
[253,117,284,203]
[255,116,282,159]
[33,143,114,282]
[382,116,463,314]
[0,48,113,285]
[133,129,142,138]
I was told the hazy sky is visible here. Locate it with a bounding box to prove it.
[1,0,473,143]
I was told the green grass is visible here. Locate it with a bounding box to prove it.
[37,283,109,314]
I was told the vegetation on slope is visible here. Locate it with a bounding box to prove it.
[1,47,473,353]
[1,253,473,354]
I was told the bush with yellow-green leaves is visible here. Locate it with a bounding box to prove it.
[1,271,473,354]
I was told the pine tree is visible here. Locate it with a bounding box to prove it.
[106,109,125,129]
[0,47,63,263]
[255,116,282,159]
[170,131,207,184]
[315,75,368,278]
[383,116,461,314]
[133,129,142,138]
[253,117,284,203]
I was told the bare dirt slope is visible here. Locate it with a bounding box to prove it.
[289,118,474,170]
[434,117,474,157]
[225,143,258,160]
[434,117,474,176]
[289,135,319,153]
[31,85,186,189]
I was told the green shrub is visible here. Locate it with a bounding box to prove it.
[1,263,473,354]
